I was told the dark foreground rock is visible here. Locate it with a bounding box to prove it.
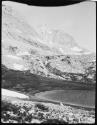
[1,96,95,124]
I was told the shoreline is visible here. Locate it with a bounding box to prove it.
[35,89,95,110]
[1,88,95,111]
[2,89,29,99]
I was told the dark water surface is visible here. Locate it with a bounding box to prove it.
[36,90,95,108]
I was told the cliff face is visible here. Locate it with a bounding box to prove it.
[2,1,96,84]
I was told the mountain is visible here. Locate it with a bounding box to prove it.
[2,1,96,84]
[2,2,55,56]
[37,25,90,55]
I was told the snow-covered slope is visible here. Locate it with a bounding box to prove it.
[2,89,29,99]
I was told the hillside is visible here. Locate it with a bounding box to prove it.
[1,1,96,124]
[2,1,96,84]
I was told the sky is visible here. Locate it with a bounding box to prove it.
[4,1,96,52]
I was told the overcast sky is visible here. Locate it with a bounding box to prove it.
[4,1,96,52]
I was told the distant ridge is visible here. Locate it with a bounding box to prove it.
[2,1,96,83]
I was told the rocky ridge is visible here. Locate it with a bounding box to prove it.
[2,2,96,84]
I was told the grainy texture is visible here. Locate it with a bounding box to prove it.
[1,96,95,124]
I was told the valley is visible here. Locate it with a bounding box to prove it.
[1,1,96,124]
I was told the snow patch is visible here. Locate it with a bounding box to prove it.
[59,48,64,53]
[17,51,30,56]
[84,51,92,54]
[71,47,82,52]
[13,63,28,71]
[13,63,24,70]
[2,89,29,99]
[6,55,20,59]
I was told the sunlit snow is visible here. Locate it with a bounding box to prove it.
[2,89,29,99]
[13,63,28,71]
[71,47,82,52]
[59,48,64,53]
[13,63,24,70]
[6,55,20,59]
[17,51,30,56]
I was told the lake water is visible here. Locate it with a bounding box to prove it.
[36,90,95,108]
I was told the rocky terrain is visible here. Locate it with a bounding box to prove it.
[2,1,96,83]
[1,63,95,124]
[2,96,95,124]
[1,1,96,124]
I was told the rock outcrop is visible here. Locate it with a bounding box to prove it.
[2,1,96,84]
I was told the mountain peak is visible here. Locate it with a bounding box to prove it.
[2,1,92,56]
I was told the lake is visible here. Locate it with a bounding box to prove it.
[35,89,95,108]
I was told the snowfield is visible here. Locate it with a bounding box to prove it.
[2,89,29,99]
[13,63,24,70]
